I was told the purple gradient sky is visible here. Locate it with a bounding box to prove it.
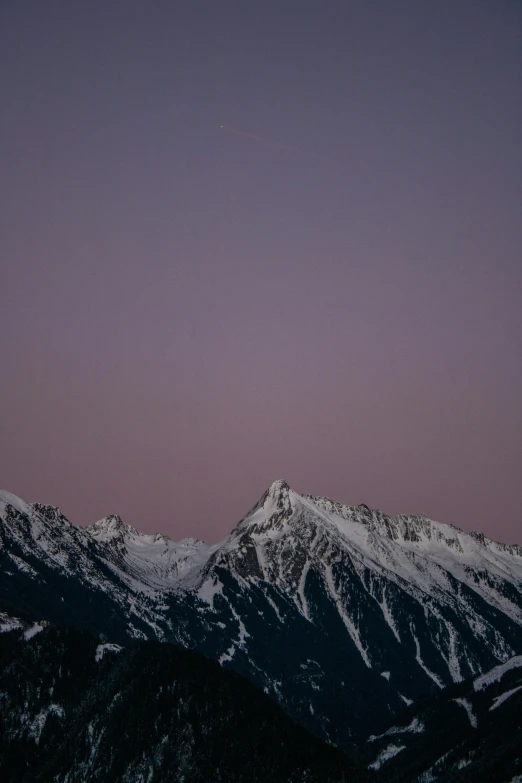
[1,1,521,544]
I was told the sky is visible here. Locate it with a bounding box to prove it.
[1,0,521,544]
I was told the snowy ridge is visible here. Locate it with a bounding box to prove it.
[194,481,522,682]
[176,479,522,742]
[87,514,211,590]
[1,482,522,745]
[0,490,176,640]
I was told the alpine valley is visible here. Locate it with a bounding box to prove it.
[1,481,521,781]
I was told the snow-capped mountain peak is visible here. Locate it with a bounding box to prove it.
[267,478,291,499]
[235,479,297,535]
[194,481,522,699]
[1,483,522,747]
[83,513,211,591]
[87,514,137,542]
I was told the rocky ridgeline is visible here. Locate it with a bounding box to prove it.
[1,482,521,748]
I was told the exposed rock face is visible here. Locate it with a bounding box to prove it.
[1,482,521,746]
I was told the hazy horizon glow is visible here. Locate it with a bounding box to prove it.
[1,1,521,543]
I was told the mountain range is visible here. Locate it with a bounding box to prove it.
[1,480,521,780]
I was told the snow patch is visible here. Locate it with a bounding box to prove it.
[197,575,223,607]
[24,624,44,640]
[324,564,371,667]
[95,643,123,662]
[219,645,235,665]
[489,685,522,711]
[296,561,311,621]
[0,613,23,633]
[369,716,424,742]
[28,704,64,744]
[412,630,444,687]
[376,588,401,643]
[369,743,406,770]
[264,592,282,621]
[474,655,522,691]
[8,554,39,577]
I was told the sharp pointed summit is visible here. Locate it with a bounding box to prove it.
[87,514,132,542]
[1,484,521,746]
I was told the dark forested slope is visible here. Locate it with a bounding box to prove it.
[0,624,370,783]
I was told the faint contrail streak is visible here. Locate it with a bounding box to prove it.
[219,124,315,157]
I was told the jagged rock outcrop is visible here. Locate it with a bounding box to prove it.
[1,482,521,746]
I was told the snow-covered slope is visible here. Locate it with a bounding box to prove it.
[0,491,173,642]
[180,480,522,741]
[1,481,521,746]
[87,514,210,589]
[198,479,522,678]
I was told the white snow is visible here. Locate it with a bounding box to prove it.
[28,704,64,744]
[453,698,477,728]
[489,685,522,711]
[28,712,48,744]
[95,643,123,662]
[369,716,424,742]
[306,492,522,634]
[412,630,444,688]
[4,480,521,646]
[0,489,173,641]
[474,655,522,691]
[219,645,235,664]
[324,563,372,668]
[8,554,38,577]
[230,605,249,647]
[197,575,223,606]
[419,750,452,782]
[88,515,212,591]
[427,607,464,682]
[24,624,44,640]
[376,587,401,643]
[0,489,35,519]
[3,478,522,742]
[264,593,282,621]
[418,772,436,783]
[0,613,23,633]
[296,560,311,620]
[369,743,406,770]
